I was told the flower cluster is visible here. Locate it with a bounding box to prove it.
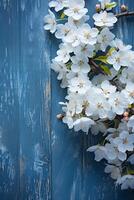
[44,0,134,190]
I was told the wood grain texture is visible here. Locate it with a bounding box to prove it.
[0,0,51,199]
[0,0,134,199]
[19,0,51,199]
[0,0,20,199]
[51,0,134,200]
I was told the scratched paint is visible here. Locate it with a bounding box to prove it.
[0,0,134,199]
[0,128,15,192]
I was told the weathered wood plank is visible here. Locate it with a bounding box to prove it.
[19,0,51,199]
[0,0,20,199]
[51,0,134,200]
[1,0,134,199]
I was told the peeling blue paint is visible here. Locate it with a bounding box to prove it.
[0,0,134,199]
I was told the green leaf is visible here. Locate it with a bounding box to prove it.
[94,56,108,64]
[100,65,111,75]
[128,104,134,109]
[107,47,116,56]
[60,12,66,19]
[105,2,117,9]
[66,62,72,70]
[127,169,134,175]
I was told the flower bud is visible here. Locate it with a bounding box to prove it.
[123,116,129,122]
[123,112,129,117]
[57,113,64,120]
[121,4,128,12]
[96,4,101,12]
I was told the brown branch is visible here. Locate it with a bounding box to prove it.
[89,59,106,75]
[115,11,134,18]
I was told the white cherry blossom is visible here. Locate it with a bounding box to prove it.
[68,15,89,28]
[79,24,99,45]
[55,23,72,40]
[117,175,134,190]
[93,11,117,27]
[49,0,68,12]
[108,92,128,115]
[112,131,134,153]
[51,60,68,80]
[104,165,121,180]
[44,10,57,33]
[68,75,91,94]
[122,82,134,104]
[127,116,134,132]
[74,44,95,58]
[87,145,106,161]
[71,55,90,73]
[90,94,111,119]
[64,0,88,20]
[100,80,116,97]
[55,43,72,63]
[107,50,127,71]
[97,27,115,51]
[112,38,132,51]
[73,117,95,133]
[120,68,134,84]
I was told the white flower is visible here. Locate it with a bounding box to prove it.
[87,145,106,161]
[64,93,84,115]
[122,82,134,104]
[120,68,134,84]
[68,75,91,94]
[105,143,117,160]
[51,60,68,80]
[97,27,115,51]
[71,55,90,74]
[107,51,126,71]
[112,131,134,153]
[79,24,99,45]
[91,94,111,119]
[55,23,80,47]
[117,175,134,190]
[108,92,128,115]
[66,31,80,47]
[64,0,88,20]
[73,117,95,133]
[63,115,74,129]
[104,165,121,180]
[93,11,117,27]
[100,80,116,97]
[44,10,57,33]
[68,15,89,28]
[55,23,72,40]
[74,44,95,58]
[49,0,68,12]
[85,87,113,119]
[127,116,134,132]
[90,121,107,135]
[112,38,132,51]
[55,43,72,63]
[105,143,127,161]
[124,50,134,68]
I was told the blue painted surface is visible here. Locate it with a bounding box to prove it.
[0,0,134,199]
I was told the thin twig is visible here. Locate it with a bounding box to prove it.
[89,59,106,75]
[115,11,134,18]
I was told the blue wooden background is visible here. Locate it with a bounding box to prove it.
[0,0,134,199]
